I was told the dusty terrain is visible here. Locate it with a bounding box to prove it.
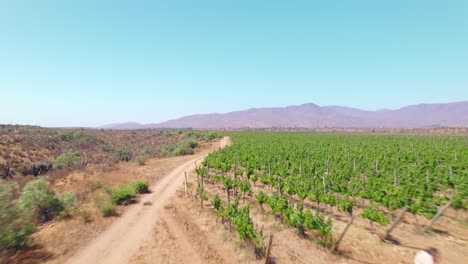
[0,125,197,183]
[63,136,466,264]
[60,137,230,264]
[5,134,466,264]
[0,128,220,264]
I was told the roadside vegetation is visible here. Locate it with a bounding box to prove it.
[0,125,223,258]
[0,176,151,253]
[0,125,222,180]
[0,177,74,252]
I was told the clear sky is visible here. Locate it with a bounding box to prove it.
[1,1,467,127]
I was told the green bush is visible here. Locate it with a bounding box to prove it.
[255,190,268,210]
[0,181,36,251]
[362,205,389,226]
[173,139,199,156]
[99,202,116,217]
[100,144,115,152]
[53,149,82,169]
[203,131,221,141]
[58,130,84,142]
[18,177,63,223]
[130,180,149,194]
[452,196,466,209]
[60,192,76,216]
[111,185,136,205]
[158,141,177,156]
[116,148,134,162]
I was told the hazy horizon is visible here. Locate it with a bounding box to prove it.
[1,1,467,127]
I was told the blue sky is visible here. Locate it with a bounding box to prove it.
[1,1,467,127]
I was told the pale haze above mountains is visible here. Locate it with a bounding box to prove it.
[102,101,468,129]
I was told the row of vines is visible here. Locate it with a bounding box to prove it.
[195,132,467,253]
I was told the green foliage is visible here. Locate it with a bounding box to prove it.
[197,185,208,202]
[158,141,177,156]
[201,131,465,250]
[212,194,226,220]
[204,131,465,218]
[130,180,149,194]
[18,177,63,223]
[212,193,222,211]
[203,131,221,141]
[53,149,82,169]
[410,200,438,218]
[266,193,289,216]
[0,181,36,251]
[116,147,134,162]
[337,198,354,215]
[60,191,77,217]
[58,130,84,142]
[452,196,466,209]
[322,194,337,206]
[238,179,252,197]
[110,180,149,205]
[231,205,257,242]
[111,184,136,205]
[99,202,116,217]
[362,205,389,226]
[173,139,199,156]
[287,204,305,235]
[255,190,268,209]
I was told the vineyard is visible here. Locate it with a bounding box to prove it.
[192,132,467,262]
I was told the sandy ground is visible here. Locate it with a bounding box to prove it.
[22,135,466,264]
[63,137,230,264]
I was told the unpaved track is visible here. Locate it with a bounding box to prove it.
[66,137,229,264]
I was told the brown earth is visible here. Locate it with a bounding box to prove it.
[7,135,467,264]
[60,137,230,264]
[2,136,222,264]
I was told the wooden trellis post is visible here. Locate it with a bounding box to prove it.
[393,169,398,187]
[233,150,238,197]
[278,179,282,195]
[331,215,356,252]
[382,206,409,240]
[265,234,274,264]
[322,173,327,193]
[423,200,453,232]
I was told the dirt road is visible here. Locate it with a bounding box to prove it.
[66,137,230,264]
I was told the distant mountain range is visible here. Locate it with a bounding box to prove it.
[101,101,468,129]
